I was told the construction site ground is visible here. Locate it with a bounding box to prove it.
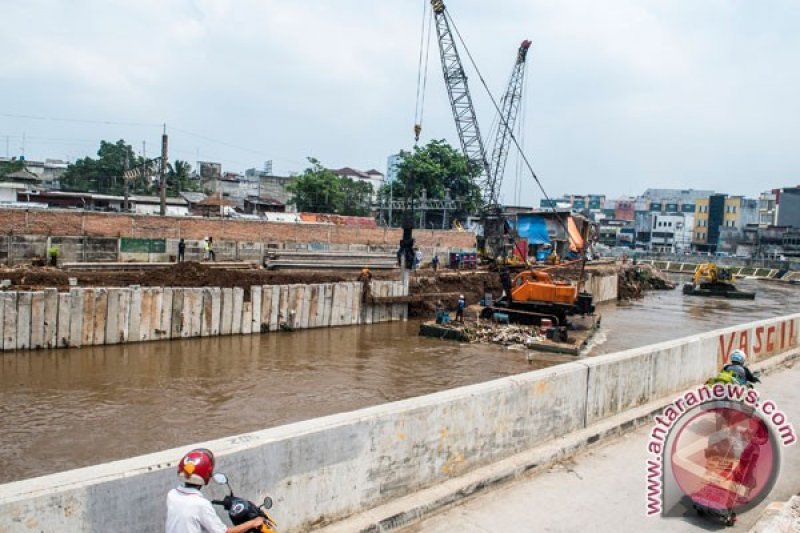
[0,260,672,313]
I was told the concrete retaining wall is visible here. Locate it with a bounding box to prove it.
[0,313,797,532]
[586,272,618,303]
[0,233,476,266]
[0,280,408,352]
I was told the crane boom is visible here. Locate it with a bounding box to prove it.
[488,40,531,205]
[430,0,492,193]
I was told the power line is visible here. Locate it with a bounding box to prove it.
[0,112,162,128]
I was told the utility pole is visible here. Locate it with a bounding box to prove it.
[123,151,130,212]
[159,125,168,216]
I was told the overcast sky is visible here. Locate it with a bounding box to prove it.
[2,0,798,205]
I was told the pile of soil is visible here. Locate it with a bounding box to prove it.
[408,271,501,318]
[618,263,676,300]
[0,262,397,296]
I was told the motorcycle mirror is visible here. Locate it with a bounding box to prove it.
[263,496,273,510]
[212,473,228,485]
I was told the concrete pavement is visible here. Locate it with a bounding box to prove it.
[405,361,800,532]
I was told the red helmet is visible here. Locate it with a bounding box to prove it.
[177,448,215,486]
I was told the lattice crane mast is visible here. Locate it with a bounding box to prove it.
[430,0,530,261]
[488,39,531,206]
[430,0,492,193]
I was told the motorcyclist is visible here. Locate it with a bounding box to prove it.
[723,349,760,386]
[166,448,265,533]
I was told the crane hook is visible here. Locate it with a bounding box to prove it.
[414,124,422,142]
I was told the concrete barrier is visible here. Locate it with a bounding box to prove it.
[582,314,800,425]
[0,280,408,352]
[0,362,588,532]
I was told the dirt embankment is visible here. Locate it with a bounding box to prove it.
[409,271,501,318]
[0,261,674,309]
[0,262,397,294]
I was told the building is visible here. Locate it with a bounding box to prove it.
[243,195,286,214]
[386,154,403,183]
[692,195,722,252]
[613,198,635,221]
[131,195,189,217]
[758,191,778,227]
[633,211,693,253]
[538,194,605,211]
[693,194,758,252]
[0,157,67,189]
[597,219,630,247]
[332,167,385,199]
[775,187,800,228]
[641,188,713,214]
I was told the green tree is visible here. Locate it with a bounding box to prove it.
[61,140,145,194]
[339,177,373,216]
[287,158,346,213]
[378,139,482,226]
[167,160,199,196]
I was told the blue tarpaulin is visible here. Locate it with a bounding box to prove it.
[512,215,550,245]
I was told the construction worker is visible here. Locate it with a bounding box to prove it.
[358,268,373,303]
[431,254,440,273]
[177,238,186,263]
[455,294,465,323]
[204,237,216,261]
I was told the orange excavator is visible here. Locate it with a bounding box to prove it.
[481,260,595,326]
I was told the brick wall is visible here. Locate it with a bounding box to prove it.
[0,210,476,249]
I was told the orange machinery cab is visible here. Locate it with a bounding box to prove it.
[510,270,577,305]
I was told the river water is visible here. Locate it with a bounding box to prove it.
[1,276,798,483]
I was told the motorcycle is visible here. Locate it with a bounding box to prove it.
[211,472,278,533]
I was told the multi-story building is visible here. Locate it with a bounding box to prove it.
[386,154,403,183]
[758,191,778,227]
[692,194,723,252]
[775,186,800,228]
[642,188,713,215]
[631,211,689,252]
[332,167,385,200]
[613,198,635,221]
[693,194,758,252]
[540,193,605,211]
[203,169,297,211]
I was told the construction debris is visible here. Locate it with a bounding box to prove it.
[618,263,676,300]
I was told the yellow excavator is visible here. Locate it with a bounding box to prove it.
[683,263,755,300]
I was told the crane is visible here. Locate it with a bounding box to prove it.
[489,39,531,207]
[429,0,530,261]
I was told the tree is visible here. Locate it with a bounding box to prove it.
[61,139,146,194]
[378,139,482,226]
[287,158,342,213]
[167,160,199,196]
[339,177,373,216]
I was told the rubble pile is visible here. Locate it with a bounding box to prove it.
[618,263,676,300]
[462,323,545,348]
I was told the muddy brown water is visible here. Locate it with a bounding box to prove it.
[1,275,798,483]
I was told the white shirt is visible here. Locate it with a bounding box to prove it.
[166,486,227,533]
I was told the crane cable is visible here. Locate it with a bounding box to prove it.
[413,0,434,144]
[444,10,582,254]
